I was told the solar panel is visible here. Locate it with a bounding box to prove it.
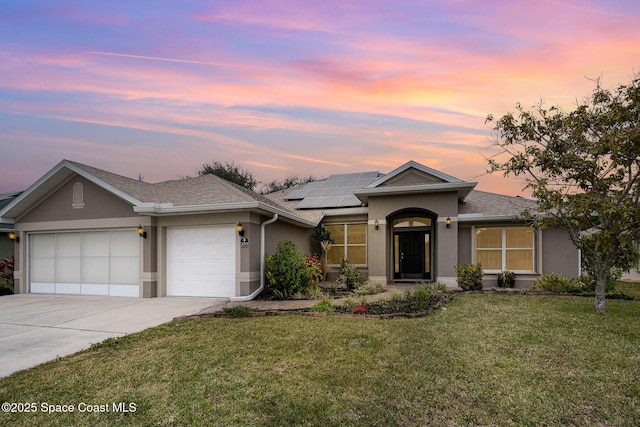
[289,171,379,209]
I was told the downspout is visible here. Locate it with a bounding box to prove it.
[229,213,278,301]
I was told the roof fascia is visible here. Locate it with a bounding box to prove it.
[321,207,369,217]
[354,181,477,203]
[365,160,463,189]
[458,214,526,223]
[134,201,317,227]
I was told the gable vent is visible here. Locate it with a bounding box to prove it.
[72,182,84,209]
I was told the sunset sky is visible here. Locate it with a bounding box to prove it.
[1,0,639,195]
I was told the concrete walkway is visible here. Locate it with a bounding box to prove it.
[0,294,227,378]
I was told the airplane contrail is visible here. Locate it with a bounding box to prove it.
[86,51,292,73]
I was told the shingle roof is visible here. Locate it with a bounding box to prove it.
[69,160,297,217]
[460,190,537,217]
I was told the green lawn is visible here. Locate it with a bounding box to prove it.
[1,294,639,426]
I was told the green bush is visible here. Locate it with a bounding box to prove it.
[455,263,484,291]
[354,281,385,296]
[336,258,366,291]
[310,296,336,313]
[0,256,14,296]
[265,241,308,299]
[413,283,433,310]
[531,273,586,293]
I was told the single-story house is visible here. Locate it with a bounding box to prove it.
[0,159,583,299]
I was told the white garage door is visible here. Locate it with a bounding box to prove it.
[29,230,140,297]
[167,226,236,297]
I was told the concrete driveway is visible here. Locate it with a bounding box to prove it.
[0,294,226,378]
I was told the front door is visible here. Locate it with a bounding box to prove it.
[394,231,431,280]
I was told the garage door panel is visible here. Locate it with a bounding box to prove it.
[111,257,139,285]
[56,258,81,283]
[167,226,236,297]
[29,231,140,297]
[56,283,81,295]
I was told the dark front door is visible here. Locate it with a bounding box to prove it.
[394,231,431,280]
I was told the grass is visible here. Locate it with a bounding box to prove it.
[1,293,639,426]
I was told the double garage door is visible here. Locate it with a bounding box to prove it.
[167,226,236,297]
[28,226,236,298]
[29,230,140,297]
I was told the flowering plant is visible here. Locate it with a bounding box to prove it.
[350,305,368,314]
[305,256,323,286]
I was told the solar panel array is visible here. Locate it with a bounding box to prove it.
[286,171,379,209]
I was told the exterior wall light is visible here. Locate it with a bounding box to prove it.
[137,225,147,238]
[374,219,379,230]
[8,231,19,243]
[446,217,452,228]
[236,223,245,236]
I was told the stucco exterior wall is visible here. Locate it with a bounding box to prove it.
[457,225,472,265]
[541,228,580,278]
[264,220,313,255]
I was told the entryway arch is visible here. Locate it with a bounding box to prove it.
[388,209,437,281]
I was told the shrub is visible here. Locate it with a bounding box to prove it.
[531,273,586,293]
[455,263,484,291]
[336,258,366,291]
[0,256,14,296]
[305,256,323,287]
[310,296,336,313]
[350,305,368,314]
[498,270,516,288]
[354,281,385,296]
[265,241,308,299]
[413,283,433,310]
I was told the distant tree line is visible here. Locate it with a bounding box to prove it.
[196,160,317,193]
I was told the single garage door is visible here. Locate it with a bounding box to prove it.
[29,230,140,297]
[167,226,236,297]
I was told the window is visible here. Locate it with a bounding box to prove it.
[475,227,535,272]
[325,224,367,265]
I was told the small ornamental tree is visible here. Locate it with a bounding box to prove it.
[487,75,640,314]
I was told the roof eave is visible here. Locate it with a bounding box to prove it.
[354,182,477,203]
[458,214,527,223]
[134,202,318,227]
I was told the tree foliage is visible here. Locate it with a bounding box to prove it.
[261,175,317,194]
[197,160,257,190]
[487,75,640,313]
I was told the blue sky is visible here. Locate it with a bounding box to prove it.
[1,0,639,194]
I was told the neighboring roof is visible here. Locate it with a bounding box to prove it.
[0,191,23,229]
[0,160,315,227]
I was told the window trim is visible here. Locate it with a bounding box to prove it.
[324,223,367,266]
[472,226,537,273]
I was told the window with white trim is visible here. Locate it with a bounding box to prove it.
[325,223,367,265]
[475,226,535,272]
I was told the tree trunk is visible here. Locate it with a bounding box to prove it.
[594,271,607,314]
